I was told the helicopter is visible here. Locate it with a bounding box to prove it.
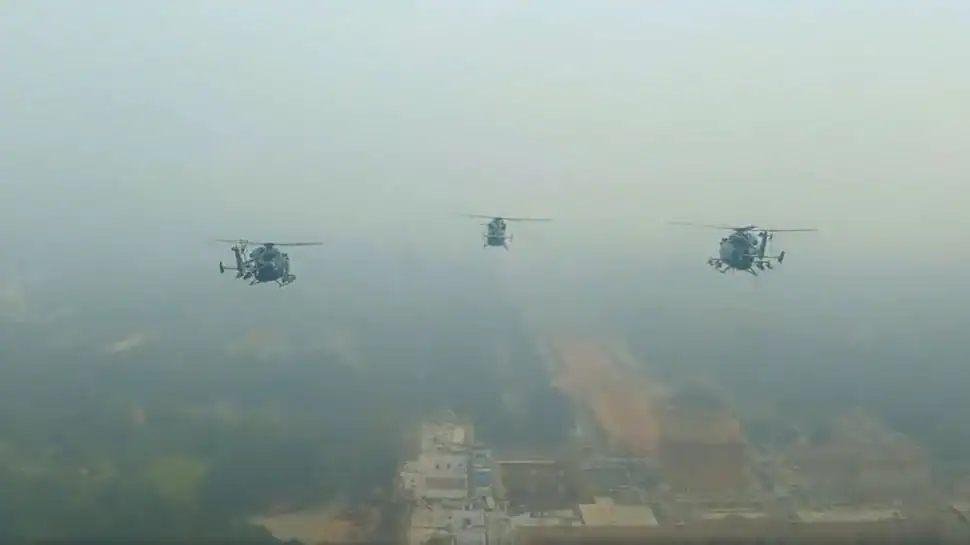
[668,222,817,275]
[464,214,552,250]
[216,239,323,287]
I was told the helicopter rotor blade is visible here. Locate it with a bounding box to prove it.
[262,241,324,247]
[758,228,818,233]
[667,222,757,231]
[463,213,551,222]
[215,239,323,247]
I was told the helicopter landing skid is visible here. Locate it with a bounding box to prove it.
[483,237,511,250]
[707,258,729,273]
[277,274,296,287]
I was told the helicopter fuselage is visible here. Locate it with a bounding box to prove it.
[718,233,757,270]
[219,239,320,287]
[252,259,286,282]
[484,220,510,248]
[485,234,508,247]
[669,222,808,275]
[467,214,549,250]
[227,245,295,286]
[248,247,291,283]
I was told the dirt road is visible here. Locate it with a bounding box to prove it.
[252,502,381,544]
[547,337,662,456]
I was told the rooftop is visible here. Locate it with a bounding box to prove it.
[420,422,472,452]
[794,507,905,524]
[578,497,658,527]
[509,512,583,528]
[410,505,486,531]
[697,510,768,521]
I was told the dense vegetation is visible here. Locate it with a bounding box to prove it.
[0,344,393,540]
[622,308,970,465]
[0,286,574,540]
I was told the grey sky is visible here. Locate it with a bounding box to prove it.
[2,1,968,264]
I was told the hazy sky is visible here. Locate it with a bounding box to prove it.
[5,8,970,525]
[2,1,968,265]
[2,2,970,433]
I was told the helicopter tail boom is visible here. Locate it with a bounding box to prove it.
[231,246,245,271]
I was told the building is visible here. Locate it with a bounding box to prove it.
[412,452,470,501]
[450,526,486,545]
[509,509,584,529]
[515,506,963,544]
[403,420,475,502]
[582,456,660,497]
[408,504,485,545]
[495,458,586,514]
[513,497,659,543]
[578,496,658,526]
[471,466,492,495]
[653,489,770,525]
[470,447,494,499]
[401,460,422,493]
[421,422,471,453]
[405,421,494,545]
[504,482,662,542]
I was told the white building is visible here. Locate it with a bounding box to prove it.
[401,451,469,501]
[401,460,422,492]
[421,422,470,452]
[470,448,494,499]
[419,452,467,473]
[420,452,469,500]
[406,421,498,545]
[409,504,487,545]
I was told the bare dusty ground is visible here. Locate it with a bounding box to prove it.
[253,503,380,544]
[548,337,661,456]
